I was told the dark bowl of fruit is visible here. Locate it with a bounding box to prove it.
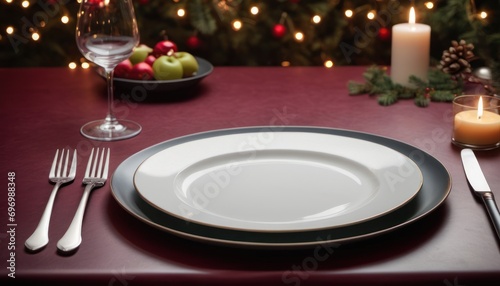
[101,40,214,93]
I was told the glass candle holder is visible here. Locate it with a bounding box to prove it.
[452,95,500,150]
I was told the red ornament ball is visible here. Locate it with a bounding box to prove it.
[272,24,287,38]
[186,35,202,50]
[378,27,391,41]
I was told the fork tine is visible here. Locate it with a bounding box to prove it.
[56,149,65,177]
[57,150,63,177]
[96,148,104,177]
[62,149,69,177]
[91,148,99,177]
[49,149,59,178]
[102,148,110,179]
[69,150,77,179]
[85,148,94,178]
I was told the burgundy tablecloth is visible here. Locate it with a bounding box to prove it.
[1,66,499,285]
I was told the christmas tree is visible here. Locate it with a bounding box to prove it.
[1,0,498,90]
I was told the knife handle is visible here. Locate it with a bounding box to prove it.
[481,192,500,240]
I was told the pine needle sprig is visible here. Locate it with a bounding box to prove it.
[347,66,393,96]
[348,66,463,107]
[377,91,398,106]
[414,94,431,107]
[347,81,371,94]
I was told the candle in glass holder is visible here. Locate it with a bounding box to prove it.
[452,95,500,149]
[391,7,431,87]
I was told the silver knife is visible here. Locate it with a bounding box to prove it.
[461,149,500,240]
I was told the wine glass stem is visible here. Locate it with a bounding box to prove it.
[104,68,118,125]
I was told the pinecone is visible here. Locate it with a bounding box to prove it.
[438,40,475,79]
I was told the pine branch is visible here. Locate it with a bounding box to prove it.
[430,90,456,102]
[188,0,217,35]
[348,66,463,107]
[394,85,415,99]
[347,81,371,94]
[377,91,398,106]
[414,95,430,107]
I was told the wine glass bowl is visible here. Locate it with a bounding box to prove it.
[79,35,137,70]
[76,0,141,141]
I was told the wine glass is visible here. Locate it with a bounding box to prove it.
[76,0,141,141]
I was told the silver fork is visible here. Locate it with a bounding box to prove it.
[57,148,110,252]
[25,149,77,251]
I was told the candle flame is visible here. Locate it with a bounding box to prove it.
[409,7,416,24]
[477,96,483,119]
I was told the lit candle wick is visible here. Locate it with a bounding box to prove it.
[477,96,483,120]
[409,7,416,24]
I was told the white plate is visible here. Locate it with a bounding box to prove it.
[133,131,422,232]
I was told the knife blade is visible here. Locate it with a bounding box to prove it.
[461,148,500,240]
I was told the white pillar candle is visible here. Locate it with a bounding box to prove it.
[391,7,431,87]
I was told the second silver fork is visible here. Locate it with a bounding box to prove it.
[57,147,110,252]
[25,149,77,251]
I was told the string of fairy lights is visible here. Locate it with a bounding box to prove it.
[3,0,74,42]
[1,0,490,69]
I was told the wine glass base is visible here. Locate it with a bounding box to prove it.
[81,119,141,141]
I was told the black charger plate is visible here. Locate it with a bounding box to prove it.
[110,126,451,249]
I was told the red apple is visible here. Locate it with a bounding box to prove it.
[152,55,183,80]
[130,62,154,80]
[114,59,133,78]
[144,55,157,67]
[152,40,178,57]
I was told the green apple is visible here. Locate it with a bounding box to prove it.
[129,44,153,65]
[152,55,183,80]
[175,52,199,77]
